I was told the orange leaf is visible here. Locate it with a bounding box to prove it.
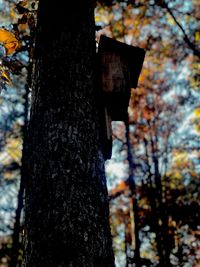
[110,180,128,196]
[0,29,19,55]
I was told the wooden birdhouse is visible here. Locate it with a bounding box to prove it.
[97,35,145,160]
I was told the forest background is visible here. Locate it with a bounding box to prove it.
[0,0,199,266]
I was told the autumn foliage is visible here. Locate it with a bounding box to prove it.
[0,0,199,266]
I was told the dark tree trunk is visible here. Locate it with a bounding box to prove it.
[23,1,115,266]
[150,135,172,267]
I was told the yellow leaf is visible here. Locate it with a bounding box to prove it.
[194,107,200,117]
[0,28,19,55]
[6,138,22,163]
[167,13,175,26]
[0,66,12,85]
[95,15,101,23]
[195,31,200,42]
[173,170,182,179]
[4,171,13,180]
[10,9,16,20]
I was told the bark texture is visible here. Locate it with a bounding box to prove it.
[23,1,115,266]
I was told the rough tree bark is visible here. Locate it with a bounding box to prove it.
[23,1,115,266]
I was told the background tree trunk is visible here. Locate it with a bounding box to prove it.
[23,1,115,266]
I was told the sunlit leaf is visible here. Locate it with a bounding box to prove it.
[109,180,128,197]
[6,138,22,163]
[95,15,101,23]
[0,28,19,55]
[195,31,200,42]
[0,66,12,85]
[194,107,200,117]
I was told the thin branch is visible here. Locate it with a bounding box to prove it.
[112,132,125,143]
[161,1,200,59]
[125,0,200,58]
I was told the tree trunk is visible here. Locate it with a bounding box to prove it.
[23,1,115,266]
[150,135,172,267]
[125,122,141,267]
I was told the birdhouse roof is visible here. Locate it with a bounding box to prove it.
[98,35,145,89]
